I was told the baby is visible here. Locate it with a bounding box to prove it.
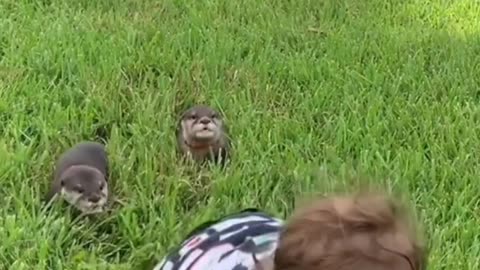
[153,192,427,270]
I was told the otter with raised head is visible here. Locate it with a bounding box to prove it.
[45,141,109,214]
[177,105,230,164]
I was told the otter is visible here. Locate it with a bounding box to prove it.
[177,105,230,164]
[45,141,109,214]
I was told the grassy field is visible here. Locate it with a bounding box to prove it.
[0,0,479,269]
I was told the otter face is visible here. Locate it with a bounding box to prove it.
[180,105,224,143]
[59,165,108,214]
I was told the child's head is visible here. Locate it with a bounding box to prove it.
[258,192,427,270]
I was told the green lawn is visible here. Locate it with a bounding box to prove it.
[0,0,479,269]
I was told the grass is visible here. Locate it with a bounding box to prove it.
[0,0,479,268]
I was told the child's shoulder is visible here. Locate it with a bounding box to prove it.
[184,208,283,241]
[154,209,283,270]
[217,208,284,226]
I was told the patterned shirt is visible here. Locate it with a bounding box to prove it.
[153,209,283,270]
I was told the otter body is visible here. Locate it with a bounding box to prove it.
[46,141,109,214]
[177,105,230,164]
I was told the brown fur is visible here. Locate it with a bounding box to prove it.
[177,105,230,164]
[257,193,427,270]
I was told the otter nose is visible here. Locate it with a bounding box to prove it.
[89,194,101,203]
[199,118,211,124]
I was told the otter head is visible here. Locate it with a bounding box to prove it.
[180,105,225,145]
[59,165,108,214]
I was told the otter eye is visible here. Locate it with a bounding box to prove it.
[99,183,105,190]
[189,114,197,120]
[60,180,65,187]
[211,113,217,119]
[75,187,84,193]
